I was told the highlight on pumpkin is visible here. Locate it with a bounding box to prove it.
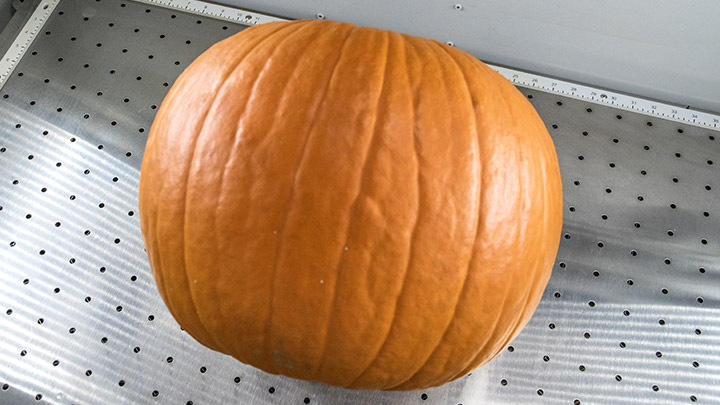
[139,19,562,390]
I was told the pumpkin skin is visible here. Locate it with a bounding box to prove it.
[139,19,562,391]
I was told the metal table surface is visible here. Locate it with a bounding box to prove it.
[0,0,718,404]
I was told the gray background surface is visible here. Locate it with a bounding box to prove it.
[0,0,718,404]
[217,0,720,113]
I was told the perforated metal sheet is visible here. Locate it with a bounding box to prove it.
[0,0,718,404]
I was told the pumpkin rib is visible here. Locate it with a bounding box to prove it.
[144,73,217,351]
[182,22,302,356]
[465,116,559,373]
[345,36,423,389]
[148,24,284,353]
[311,29,418,387]
[262,25,359,370]
[206,22,326,368]
[314,28,391,376]
[444,52,560,380]
[459,48,533,377]
[448,98,528,382]
[403,46,528,387]
[384,41,483,390]
[485,108,559,364]
[181,60,257,356]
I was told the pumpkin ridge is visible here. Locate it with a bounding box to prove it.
[397,46,524,387]
[205,22,333,368]
[262,25,359,370]
[453,95,527,379]
[345,36,424,389]
[385,42,483,390]
[181,22,302,356]
[217,23,325,214]
[314,28,392,377]
[460,114,560,375]
[445,50,559,381]
[144,64,214,350]
[484,109,557,366]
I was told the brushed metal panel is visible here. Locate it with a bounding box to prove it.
[0,0,718,404]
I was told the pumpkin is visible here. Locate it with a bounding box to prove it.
[139,19,562,390]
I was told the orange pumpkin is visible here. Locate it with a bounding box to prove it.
[139,20,562,390]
